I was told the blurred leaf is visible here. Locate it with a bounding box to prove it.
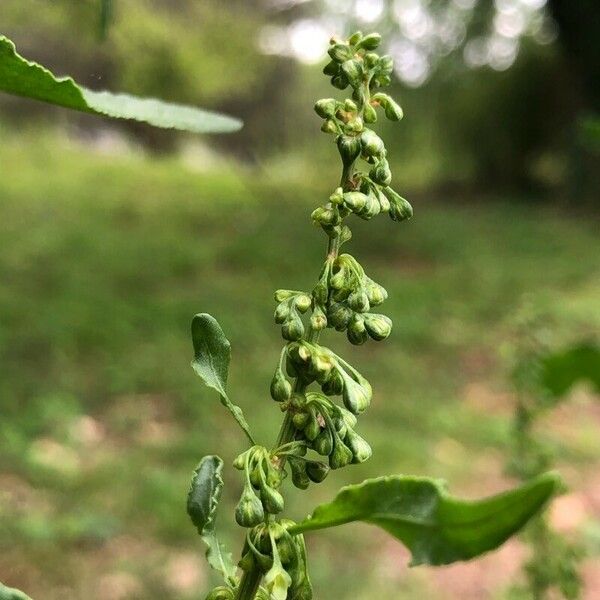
[191,313,255,443]
[0,582,32,600]
[0,35,242,133]
[540,343,600,399]
[99,0,113,39]
[187,455,237,584]
[290,473,560,566]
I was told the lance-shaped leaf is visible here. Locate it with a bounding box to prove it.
[540,343,600,400]
[0,582,33,600]
[187,455,237,584]
[0,36,241,134]
[289,473,560,566]
[191,313,255,443]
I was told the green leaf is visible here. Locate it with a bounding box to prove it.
[540,343,600,400]
[191,313,255,443]
[0,582,32,600]
[289,473,560,566]
[0,36,241,134]
[187,455,237,585]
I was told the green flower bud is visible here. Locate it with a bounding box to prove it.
[289,458,310,490]
[348,289,370,312]
[341,375,372,414]
[294,294,312,313]
[357,32,382,51]
[306,460,330,483]
[385,187,413,222]
[344,99,358,112]
[328,43,353,63]
[304,410,321,442]
[377,54,394,75]
[260,485,285,515]
[329,439,353,469]
[345,429,373,464]
[270,368,292,402]
[313,429,334,456]
[360,129,385,157]
[345,115,364,132]
[311,205,337,226]
[331,73,350,90]
[327,302,352,331]
[370,158,392,186]
[274,302,290,324]
[314,98,337,118]
[292,411,309,430]
[342,191,368,213]
[321,118,338,134]
[348,31,363,45]
[282,316,305,341]
[374,186,390,212]
[206,585,235,600]
[364,313,392,341]
[337,135,361,165]
[347,313,368,345]
[321,368,344,395]
[333,415,347,439]
[364,52,379,68]
[329,186,345,205]
[233,449,250,470]
[341,59,363,86]
[365,279,388,305]
[372,92,403,121]
[323,60,339,76]
[363,102,377,123]
[310,305,327,331]
[235,486,264,528]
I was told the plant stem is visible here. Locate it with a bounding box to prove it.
[235,566,262,600]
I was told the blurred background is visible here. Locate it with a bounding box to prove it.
[0,1,599,598]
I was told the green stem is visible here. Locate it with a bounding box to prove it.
[235,567,262,600]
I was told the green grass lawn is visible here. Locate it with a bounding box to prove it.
[1,130,599,599]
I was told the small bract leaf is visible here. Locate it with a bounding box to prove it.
[187,455,237,584]
[191,314,255,443]
[0,36,241,134]
[290,473,560,566]
[0,582,33,600]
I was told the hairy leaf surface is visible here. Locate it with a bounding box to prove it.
[290,473,559,566]
[0,36,241,133]
[187,455,237,584]
[191,314,254,443]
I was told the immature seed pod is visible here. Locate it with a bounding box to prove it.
[206,586,235,600]
[289,458,310,490]
[292,411,309,430]
[331,73,349,90]
[364,313,392,341]
[337,135,361,165]
[345,115,364,132]
[332,415,347,439]
[363,102,377,123]
[282,315,305,341]
[360,129,385,157]
[347,314,368,345]
[348,30,363,45]
[274,301,290,324]
[377,54,394,76]
[347,289,370,312]
[385,187,413,222]
[311,205,336,226]
[304,410,321,442]
[314,98,337,118]
[328,43,352,63]
[345,429,373,464]
[270,368,292,402]
[372,92,403,121]
[341,375,372,414]
[310,305,327,331]
[357,32,382,51]
[313,429,334,456]
[321,118,338,133]
[235,486,264,528]
[365,280,388,305]
[321,368,344,395]
[342,191,368,213]
[329,439,353,469]
[294,294,312,313]
[306,460,330,483]
[260,485,285,515]
[327,302,352,331]
[341,59,363,86]
[323,60,339,76]
[370,158,392,186]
